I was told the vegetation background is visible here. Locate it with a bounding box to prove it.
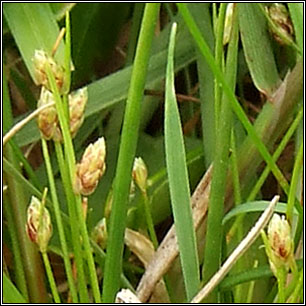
[3,3,303,304]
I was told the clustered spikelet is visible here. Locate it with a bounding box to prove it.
[261,213,295,278]
[132,157,148,193]
[37,87,59,140]
[37,86,88,141]
[32,49,65,92]
[68,88,88,138]
[266,213,293,274]
[26,196,53,253]
[73,137,106,196]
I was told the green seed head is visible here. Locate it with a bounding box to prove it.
[132,157,148,193]
[267,213,293,273]
[26,196,52,253]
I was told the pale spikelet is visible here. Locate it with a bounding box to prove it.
[132,157,148,193]
[266,213,293,274]
[32,49,65,92]
[26,196,53,253]
[73,137,106,195]
[37,87,59,140]
[69,87,88,138]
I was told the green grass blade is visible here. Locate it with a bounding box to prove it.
[219,259,303,291]
[3,274,27,303]
[102,4,161,302]
[4,3,65,82]
[238,4,280,95]
[222,201,297,225]
[165,22,200,302]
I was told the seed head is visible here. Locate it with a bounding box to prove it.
[266,213,293,273]
[32,49,65,92]
[37,87,59,140]
[74,137,106,195]
[132,157,148,193]
[26,196,53,253]
[69,87,88,138]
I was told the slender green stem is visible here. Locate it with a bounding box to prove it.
[42,252,61,303]
[142,191,158,249]
[64,11,71,94]
[201,6,238,302]
[75,195,101,303]
[286,141,303,222]
[41,139,78,303]
[230,130,242,205]
[276,267,286,303]
[246,260,258,303]
[287,268,303,303]
[53,142,89,302]
[102,4,161,302]
[46,54,101,302]
[214,3,227,130]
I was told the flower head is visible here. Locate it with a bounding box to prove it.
[266,213,293,274]
[132,157,148,193]
[26,195,52,253]
[73,137,106,195]
[69,87,88,138]
[32,50,65,92]
[37,87,59,140]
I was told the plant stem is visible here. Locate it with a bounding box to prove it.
[75,195,101,303]
[142,191,158,249]
[46,54,101,302]
[276,267,286,303]
[41,139,78,303]
[42,252,61,303]
[286,141,303,223]
[53,143,89,302]
[102,3,161,302]
[201,6,238,302]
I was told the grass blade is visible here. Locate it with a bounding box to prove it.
[165,22,200,301]
[201,5,238,301]
[238,4,280,95]
[102,4,161,302]
[3,274,27,303]
[4,3,65,82]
